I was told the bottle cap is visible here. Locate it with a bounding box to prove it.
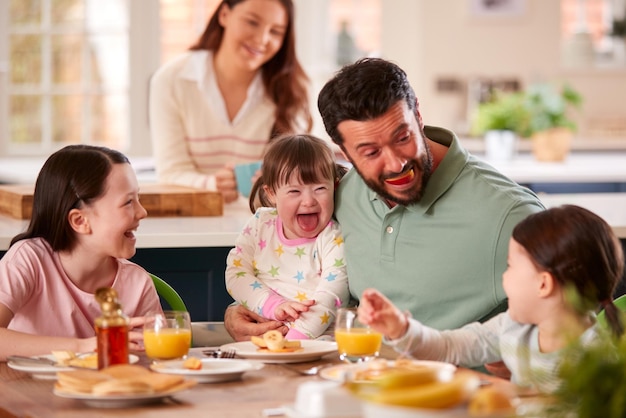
[95,287,122,313]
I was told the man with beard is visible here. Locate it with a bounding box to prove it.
[223,58,544,341]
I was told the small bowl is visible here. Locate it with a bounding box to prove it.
[285,380,362,417]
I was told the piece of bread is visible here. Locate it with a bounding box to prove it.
[91,378,154,396]
[56,370,112,393]
[56,363,192,396]
[133,373,186,392]
[100,364,151,379]
[51,350,77,366]
[283,340,302,349]
[250,335,267,348]
[67,353,98,369]
[183,357,203,370]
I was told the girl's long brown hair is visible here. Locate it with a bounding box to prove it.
[190,0,312,137]
[513,205,625,337]
[11,145,130,252]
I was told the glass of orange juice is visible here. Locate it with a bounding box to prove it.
[143,311,192,361]
[334,307,382,363]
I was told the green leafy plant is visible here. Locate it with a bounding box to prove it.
[521,83,583,137]
[470,91,530,137]
[470,82,583,139]
[541,331,626,418]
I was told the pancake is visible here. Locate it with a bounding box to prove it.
[91,378,154,396]
[56,369,112,393]
[100,364,151,379]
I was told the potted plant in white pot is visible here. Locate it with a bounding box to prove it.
[521,82,583,162]
[470,91,529,161]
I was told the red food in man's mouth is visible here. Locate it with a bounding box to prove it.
[385,169,415,186]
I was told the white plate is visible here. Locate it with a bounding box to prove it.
[220,340,338,363]
[320,360,457,383]
[53,384,190,408]
[150,358,263,383]
[7,354,140,380]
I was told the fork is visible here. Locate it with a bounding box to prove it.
[202,348,237,359]
[275,363,325,376]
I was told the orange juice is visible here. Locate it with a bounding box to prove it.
[143,328,191,359]
[335,328,382,357]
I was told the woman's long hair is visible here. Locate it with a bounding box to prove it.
[190,0,312,137]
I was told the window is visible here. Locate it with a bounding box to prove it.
[1,0,130,155]
[561,0,623,67]
[0,0,381,157]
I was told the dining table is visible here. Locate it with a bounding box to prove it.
[0,339,534,418]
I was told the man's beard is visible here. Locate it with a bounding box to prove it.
[352,145,434,206]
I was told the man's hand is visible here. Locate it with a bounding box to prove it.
[224,305,287,342]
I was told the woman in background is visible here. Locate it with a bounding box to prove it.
[149,0,312,203]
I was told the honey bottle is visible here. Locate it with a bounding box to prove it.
[95,287,130,369]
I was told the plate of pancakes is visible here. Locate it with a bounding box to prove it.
[53,364,196,408]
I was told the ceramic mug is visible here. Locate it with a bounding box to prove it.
[234,161,262,198]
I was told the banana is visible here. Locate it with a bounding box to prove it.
[368,372,480,409]
[263,330,285,351]
[250,335,267,348]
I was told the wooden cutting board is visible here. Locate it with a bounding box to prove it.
[0,184,223,219]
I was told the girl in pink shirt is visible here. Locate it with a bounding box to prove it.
[0,145,162,361]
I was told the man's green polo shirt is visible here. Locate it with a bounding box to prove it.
[335,126,545,330]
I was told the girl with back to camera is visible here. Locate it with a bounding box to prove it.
[150,0,312,203]
[0,145,163,361]
[225,134,349,340]
[358,205,624,393]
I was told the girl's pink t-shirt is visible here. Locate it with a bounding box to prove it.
[0,237,162,338]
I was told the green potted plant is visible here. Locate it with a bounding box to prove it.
[520,82,583,162]
[541,329,626,417]
[470,91,530,161]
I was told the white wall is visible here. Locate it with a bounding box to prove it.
[307,0,626,140]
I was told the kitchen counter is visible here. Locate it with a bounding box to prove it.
[2,150,626,186]
[2,193,626,252]
[0,197,252,251]
[538,192,626,238]
[480,152,626,184]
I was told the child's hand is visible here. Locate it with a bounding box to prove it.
[274,300,315,322]
[358,288,409,340]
